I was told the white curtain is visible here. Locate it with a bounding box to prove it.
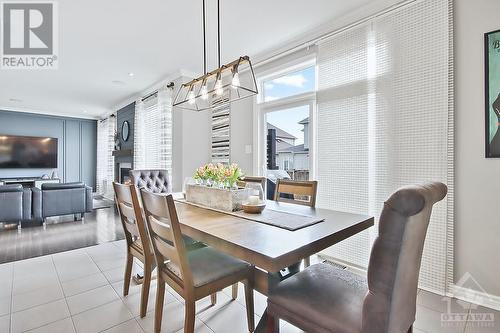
[96,116,116,198]
[317,0,454,294]
[133,87,173,175]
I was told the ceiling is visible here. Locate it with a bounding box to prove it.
[0,0,375,119]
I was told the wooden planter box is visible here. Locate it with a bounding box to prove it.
[185,184,249,212]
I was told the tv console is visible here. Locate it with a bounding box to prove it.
[0,177,60,189]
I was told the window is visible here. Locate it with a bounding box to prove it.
[262,66,315,102]
[254,61,316,181]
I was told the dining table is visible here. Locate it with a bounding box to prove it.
[172,195,374,332]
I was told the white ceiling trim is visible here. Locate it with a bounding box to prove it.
[0,104,99,120]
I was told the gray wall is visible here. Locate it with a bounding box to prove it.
[115,103,135,168]
[455,0,500,297]
[0,110,97,189]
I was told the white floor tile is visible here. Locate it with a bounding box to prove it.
[66,285,119,315]
[122,284,177,317]
[61,272,109,297]
[12,272,60,295]
[94,256,127,272]
[465,305,500,333]
[415,305,466,333]
[55,261,100,283]
[0,263,13,298]
[136,299,188,333]
[0,314,9,333]
[25,317,76,333]
[12,283,64,313]
[103,263,142,284]
[197,296,257,333]
[72,299,133,333]
[11,299,70,333]
[102,319,144,333]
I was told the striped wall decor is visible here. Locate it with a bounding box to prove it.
[211,97,231,164]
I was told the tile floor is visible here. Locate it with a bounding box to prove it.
[0,240,498,333]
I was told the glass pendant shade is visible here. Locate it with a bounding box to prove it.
[173,56,258,111]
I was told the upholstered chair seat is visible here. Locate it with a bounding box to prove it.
[266,182,448,333]
[268,264,367,333]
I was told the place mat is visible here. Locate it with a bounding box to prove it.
[175,199,324,231]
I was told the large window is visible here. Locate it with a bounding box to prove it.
[255,61,316,181]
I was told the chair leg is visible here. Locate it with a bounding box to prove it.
[408,325,413,333]
[123,253,133,296]
[266,312,279,333]
[154,277,165,333]
[304,256,311,268]
[232,283,239,300]
[210,293,217,306]
[244,279,255,332]
[184,300,196,333]
[140,264,152,318]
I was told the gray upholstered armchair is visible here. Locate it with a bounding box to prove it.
[0,184,32,229]
[129,169,170,193]
[32,182,93,223]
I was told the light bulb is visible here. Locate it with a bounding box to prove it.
[188,88,195,105]
[231,72,240,88]
[200,82,208,100]
[215,77,223,96]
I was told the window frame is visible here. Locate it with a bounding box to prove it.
[253,57,318,179]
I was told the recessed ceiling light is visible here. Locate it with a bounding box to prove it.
[128,72,135,77]
[9,98,22,102]
[111,80,126,86]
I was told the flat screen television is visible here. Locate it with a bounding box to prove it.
[0,135,58,169]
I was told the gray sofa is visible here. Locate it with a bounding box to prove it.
[0,184,32,229]
[32,182,93,223]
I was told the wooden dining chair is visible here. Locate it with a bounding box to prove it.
[113,182,155,318]
[238,176,267,193]
[140,189,256,333]
[266,182,447,333]
[274,179,318,267]
[274,179,318,207]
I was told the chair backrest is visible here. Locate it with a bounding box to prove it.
[140,189,194,289]
[274,179,318,207]
[237,176,267,193]
[362,182,447,333]
[113,182,151,256]
[129,170,170,194]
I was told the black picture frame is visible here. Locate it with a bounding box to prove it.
[485,29,500,158]
[121,121,130,142]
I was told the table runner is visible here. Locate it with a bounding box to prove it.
[175,199,324,231]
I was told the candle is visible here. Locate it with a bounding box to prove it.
[248,195,260,205]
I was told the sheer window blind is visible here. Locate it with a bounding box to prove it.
[133,87,173,175]
[96,116,116,198]
[317,0,454,294]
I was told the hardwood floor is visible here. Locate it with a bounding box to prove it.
[0,207,124,264]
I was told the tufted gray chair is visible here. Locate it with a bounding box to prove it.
[129,170,171,194]
[266,182,447,333]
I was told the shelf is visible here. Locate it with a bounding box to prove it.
[112,149,133,157]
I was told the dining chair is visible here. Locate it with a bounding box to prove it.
[238,176,267,193]
[140,189,256,333]
[266,182,447,333]
[113,182,155,318]
[274,179,318,267]
[274,179,318,207]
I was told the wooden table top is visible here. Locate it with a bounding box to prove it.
[174,199,374,273]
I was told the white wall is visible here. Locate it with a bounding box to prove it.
[454,0,500,296]
[230,97,255,174]
[171,76,212,191]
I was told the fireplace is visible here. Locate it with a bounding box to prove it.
[118,162,132,184]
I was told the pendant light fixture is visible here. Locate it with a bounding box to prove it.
[173,0,258,111]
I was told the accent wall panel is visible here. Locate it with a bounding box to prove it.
[65,120,81,182]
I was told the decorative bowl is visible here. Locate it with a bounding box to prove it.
[241,202,266,214]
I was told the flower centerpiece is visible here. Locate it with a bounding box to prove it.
[194,163,243,189]
[187,163,248,212]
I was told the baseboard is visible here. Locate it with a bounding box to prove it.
[450,284,500,312]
